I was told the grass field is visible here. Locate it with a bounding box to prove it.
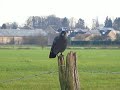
[0,47,120,90]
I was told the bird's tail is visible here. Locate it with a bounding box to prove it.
[49,51,56,58]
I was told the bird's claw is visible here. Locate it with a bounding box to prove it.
[60,53,64,56]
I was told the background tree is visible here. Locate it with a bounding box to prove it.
[69,17,76,29]
[61,17,69,27]
[32,16,36,29]
[92,18,99,30]
[95,18,99,28]
[104,16,109,27]
[104,16,112,28]
[12,22,18,29]
[25,15,62,30]
[75,18,85,29]
[1,23,7,29]
[85,26,90,30]
[46,15,62,29]
[113,17,120,30]
[38,16,47,29]
[26,16,33,29]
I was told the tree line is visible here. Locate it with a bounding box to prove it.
[1,15,120,30]
[24,15,87,30]
[104,16,120,30]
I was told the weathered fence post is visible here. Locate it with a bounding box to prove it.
[66,51,80,90]
[58,55,66,90]
[58,51,80,90]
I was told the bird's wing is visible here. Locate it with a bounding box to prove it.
[51,36,59,54]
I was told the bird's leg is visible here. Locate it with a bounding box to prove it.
[57,53,63,58]
[60,53,63,56]
[57,54,59,58]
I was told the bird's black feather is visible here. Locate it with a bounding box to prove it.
[49,31,67,58]
[49,51,56,58]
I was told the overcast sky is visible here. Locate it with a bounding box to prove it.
[0,0,120,27]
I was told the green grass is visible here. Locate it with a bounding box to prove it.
[0,48,120,90]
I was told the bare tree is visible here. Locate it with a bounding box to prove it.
[1,23,7,29]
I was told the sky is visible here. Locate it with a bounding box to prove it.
[0,0,120,27]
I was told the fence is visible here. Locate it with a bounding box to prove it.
[71,41,120,46]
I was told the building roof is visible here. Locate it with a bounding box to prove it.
[99,30,111,36]
[89,30,101,35]
[98,27,114,31]
[0,29,47,37]
[69,29,101,37]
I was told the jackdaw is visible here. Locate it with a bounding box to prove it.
[49,31,67,58]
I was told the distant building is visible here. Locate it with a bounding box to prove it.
[98,27,117,41]
[0,29,46,44]
[68,27,117,41]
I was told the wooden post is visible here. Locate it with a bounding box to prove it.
[58,51,80,90]
[58,54,66,90]
[66,51,80,90]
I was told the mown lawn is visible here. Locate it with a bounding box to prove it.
[0,47,120,90]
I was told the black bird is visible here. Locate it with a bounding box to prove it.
[49,31,67,58]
